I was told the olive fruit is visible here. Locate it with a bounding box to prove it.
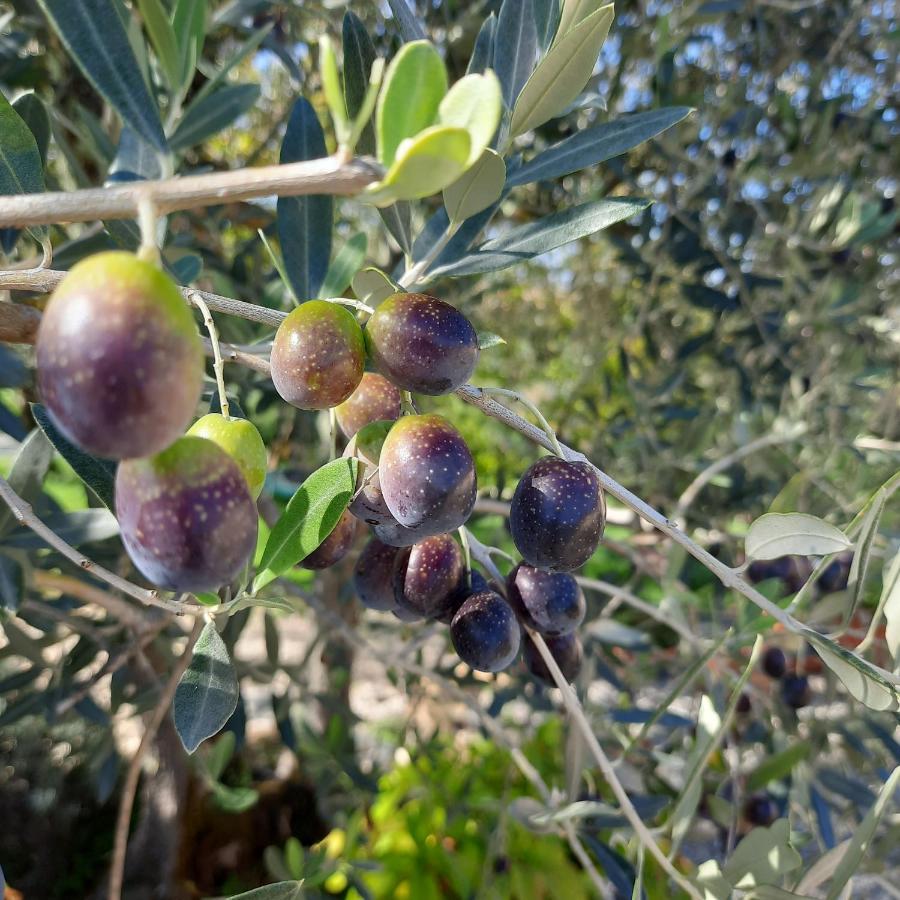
[747,556,794,586]
[819,552,852,593]
[335,372,401,438]
[735,693,752,715]
[437,568,489,625]
[393,534,464,620]
[450,591,521,673]
[115,436,258,592]
[364,292,479,395]
[270,300,365,409]
[301,508,357,570]
[379,414,476,535]
[523,632,583,685]
[36,251,204,459]
[344,421,394,525]
[372,519,437,547]
[188,414,267,499]
[509,456,605,572]
[506,564,586,636]
[353,539,401,611]
[781,674,812,709]
[743,795,779,827]
[761,646,787,679]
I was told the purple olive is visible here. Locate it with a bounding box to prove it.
[523,632,583,685]
[353,538,401,611]
[436,568,490,625]
[506,564,586,636]
[343,420,394,525]
[450,590,521,673]
[335,372,401,438]
[301,508,358,570]
[393,533,464,620]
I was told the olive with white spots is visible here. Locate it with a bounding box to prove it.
[301,508,357,569]
[393,533,464,620]
[343,420,394,525]
[36,251,204,460]
[353,539,401,611]
[436,568,489,625]
[450,590,521,673]
[335,372,402,438]
[506,564,586,636]
[115,436,258,592]
[270,300,365,409]
[509,457,605,572]
[379,414,476,536]
[372,518,438,547]
[188,413,268,499]
[524,632,583,685]
[364,292,479,395]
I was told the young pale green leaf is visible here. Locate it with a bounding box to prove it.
[276,98,333,302]
[554,0,608,41]
[745,513,852,561]
[443,149,506,224]
[722,819,802,889]
[321,233,368,299]
[31,404,116,510]
[367,125,471,207]
[376,41,447,168]
[467,13,497,75]
[342,11,377,155]
[173,622,239,754]
[493,0,538,109]
[319,35,348,139]
[227,882,306,900]
[170,83,260,151]
[0,429,53,538]
[843,486,886,626]
[881,551,900,666]
[437,71,503,165]
[36,0,167,152]
[136,0,180,88]
[477,329,508,350]
[508,107,692,186]
[386,0,427,42]
[0,92,47,242]
[352,267,398,306]
[510,3,614,138]
[253,458,358,593]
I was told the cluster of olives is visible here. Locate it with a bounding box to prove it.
[760,645,814,709]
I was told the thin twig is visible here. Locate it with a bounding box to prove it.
[31,569,151,631]
[192,294,230,418]
[107,617,203,900]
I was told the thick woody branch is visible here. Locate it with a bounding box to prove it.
[0,156,380,227]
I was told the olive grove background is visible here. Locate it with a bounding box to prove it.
[0,0,898,898]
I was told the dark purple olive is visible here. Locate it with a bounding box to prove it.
[819,552,852,593]
[301,508,357,569]
[747,557,794,585]
[393,534,464,620]
[353,539,401,611]
[343,420,394,525]
[436,569,490,625]
[379,414,476,536]
[509,456,605,572]
[523,632,583,685]
[270,300,365,409]
[36,251,204,459]
[335,372,401,438]
[743,795,779,826]
[116,436,258,592]
[735,693,752,715]
[781,674,812,709]
[450,590,520,673]
[372,518,437,547]
[364,292,479,395]
[761,646,787,679]
[506,564,586,636]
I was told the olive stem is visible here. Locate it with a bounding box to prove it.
[478,386,566,458]
[136,195,160,266]
[397,221,460,289]
[457,526,472,590]
[329,407,338,460]
[191,293,230,419]
[400,390,418,415]
[323,296,374,315]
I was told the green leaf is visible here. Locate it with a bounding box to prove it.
[136,0,180,88]
[555,0,609,41]
[204,730,235,781]
[0,92,47,242]
[352,267,398,306]
[466,14,497,75]
[437,71,503,165]
[172,0,207,94]
[174,622,239,753]
[226,882,305,900]
[253,458,358,593]
[319,35,348,139]
[31,403,116,510]
[0,429,53,538]
[367,125,471,207]
[36,0,167,152]
[276,98,333,302]
[493,0,538,109]
[534,0,562,50]
[376,40,447,168]
[211,781,258,813]
[510,3,614,137]
[191,23,273,108]
[477,329,507,350]
[746,742,811,792]
[722,819,802,889]
[321,233,368,298]
[0,553,24,612]
[385,0,427,42]
[12,94,51,166]
[443,149,506,224]
[342,11,377,155]
[843,485,886,626]
[170,83,260,151]
[745,513,852,561]
[882,551,900,666]
[508,107,692,186]
[378,202,414,256]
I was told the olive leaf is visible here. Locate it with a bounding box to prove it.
[745,513,852,561]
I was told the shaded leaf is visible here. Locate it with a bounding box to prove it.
[378,202,414,256]
[0,554,23,612]
[534,0,562,51]
[108,126,163,181]
[745,513,851,561]
[443,149,506,224]
[12,93,51,165]
[342,10,377,155]
[321,233,367,298]
[0,428,53,537]
[170,84,260,151]
[385,0,426,42]
[352,267,398,306]
[493,0,538,109]
[0,92,47,242]
[746,742,810,792]
[466,13,497,75]
[4,509,119,548]
[844,486,886,626]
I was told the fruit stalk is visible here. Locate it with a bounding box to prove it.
[191,293,230,419]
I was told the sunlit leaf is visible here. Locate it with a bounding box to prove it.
[745,513,851,561]
[443,149,506,224]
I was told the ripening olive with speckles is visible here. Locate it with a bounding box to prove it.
[450,590,521,673]
[365,292,479,395]
[437,568,489,625]
[353,539,401,611]
[302,508,358,570]
[509,456,605,572]
[270,300,365,409]
[188,414,267,499]
[335,373,402,438]
[344,421,394,525]
[379,414,476,536]
[523,632,583,685]
[506,564,586,636]
[116,436,258,592]
[36,251,204,460]
[393,533,464,620]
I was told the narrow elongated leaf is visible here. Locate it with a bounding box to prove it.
[0,429,53,537]
[386,0,427,41]
[174,622,239,753]
[36,0,167,151]
[379,202,413,256]
[12,94,51,165]
[136,0,180,87]
[376,41,447,168]
[746,742,811,792]
[173,0,207,93]
[437,71,503,165]
[555,0,608,40]
[108,126,163,181]
[843,486,885,625]
[443,149,506,224]
[745,513,852,561]
[809,785,836,850]
[228,882,306,900]
[881,551,900,666]
[467,14,497,75]
[0,554,24,612]
[192,24,273,108]
[170,84,260,151]
[493,0,538,109]
[0,92,47,242]
[510,4,614,137]
[253,458,358,592]
[342,11,377,155]
[321,233,368,298]
[31,403,116,510]
[276,98,333,302]
[508,107,692,186]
